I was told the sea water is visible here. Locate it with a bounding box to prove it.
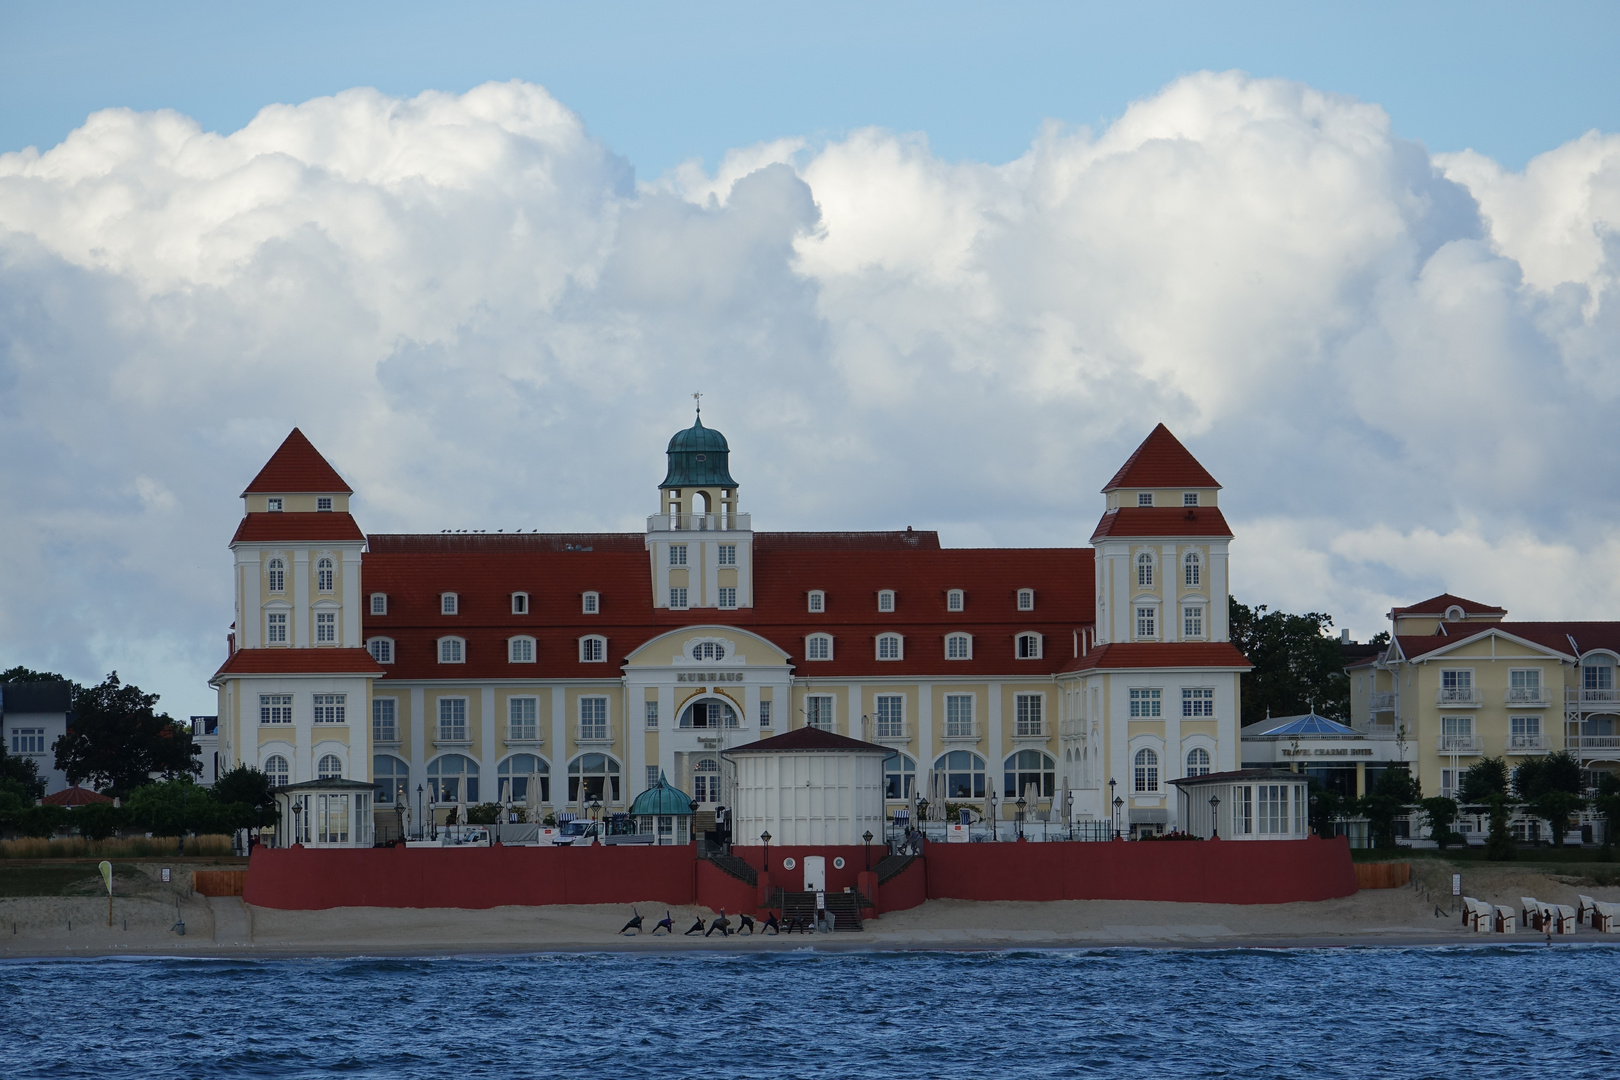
[1,945,1615,1078]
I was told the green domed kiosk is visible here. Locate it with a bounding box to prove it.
[630,771,697,845]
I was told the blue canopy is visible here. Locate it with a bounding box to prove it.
[1256,713,1359,737]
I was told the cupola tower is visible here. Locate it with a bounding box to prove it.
[647,404,753,611]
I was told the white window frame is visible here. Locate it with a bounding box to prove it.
[805,695,835,731]
[944,694,975,737]
[366,637,394,664]
[267,558,286,594]
[945,632,972,660]
[759,700,772,727]
[1185,747,1211,776]
[669,586,688,609]
[808,590,826,613]
[876,633,903,661]
[877,589,895,613]
[263,754,290,785]
[511,592,529,614]
[369,592,387,615]
[1016,632,1042,660]
[317,754,343,780]
[313,693,346,724]
[947,589,964,612]
[259,694,293,724]
[1136,605,1158,640]
[1136,552,1155,587]
[580,635,607,663]
[508,636,536,663]
[1183,604,1204,639]
[1129,688,1162,718]
[372,698,398,742]
[315,610,337,643]
[718,544,737,566]
[266,610,288,644]
[718,586,737,609]
[1014,693,1044,737]
[316,557,334,593]
[1133,747,1160,793]
[508,696,539,742]
[1017,588,1034,611]
[10,728,45,754]
[437,697,469,742]
[1138,492,1154,507]
[670,544,687,567]
[645,700,659,729]
[266,497,283,512]
[582,591,599,614]
[579,696,609,741]
[441,593,458,615]
[1183,492,1199,507]
[1182,687,1214,717]
[1184,552,1201,587]
[438,636,465,664]
[317,496,333,512]
[805,633,833,661]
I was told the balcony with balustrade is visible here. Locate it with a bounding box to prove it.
[647,512,752,533]
[1568,688,1620,711]
[1506,733,1548,754]
[867,720,910,745]
[576,723,615,746]
[1369,691,1396,712]
[1570,734,1620,758]
[1010,721,1049,743]
[1435,734,1482,755]
[940,720,982,743]
[1435,688,1484,707]
[1503,687,1551,707]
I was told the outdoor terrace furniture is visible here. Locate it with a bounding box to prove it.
[1591,901,1620,933]
[1576,895,1597,926]
[1493,906,1517,934]
[1462,897,1493,932]
[1521,898,1543,929]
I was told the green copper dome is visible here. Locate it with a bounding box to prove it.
[660,416,738,488]
[630,772,696,816]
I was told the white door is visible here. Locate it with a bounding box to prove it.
[802,855,826,893]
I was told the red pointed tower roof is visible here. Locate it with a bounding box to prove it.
[1102,423,1220,492]
[241,429,353,496]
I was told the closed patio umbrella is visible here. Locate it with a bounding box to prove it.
[919,770,934,821]
[525,772,539,820]
[1056,776,1071,834]
[983,784,995,840]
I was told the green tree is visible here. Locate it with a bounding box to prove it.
[74,801,126,841]
[211,765,278,830]
[1357,767,1420,850]
[1229,598,1351,725]
[0,745,47,801]
[125,779,222,838]
[1593,772,1620,856]
[0,665,79,686]
[1459,756,1516,861]
[53,672,199,797]
[1419,796,1461,849]
[1306,780,1345,838]
[1514,751,1585,847]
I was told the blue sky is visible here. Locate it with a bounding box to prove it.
[3,2,1620,718]
[4,1,1617,173]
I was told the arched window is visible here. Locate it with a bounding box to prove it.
[691,641,726,661]
[877,633,903,661]
[1004,750,1056,798]
[267,558,285,594]
[947,589,964,612]
[508,636,536,663]
[808,590,826,613]
[1184,552,1201,587]
[370,593,387,615]
[1134,748,1159,793]
[1137,552,1155,587]
[884,753,916,800]
[1016,632,1042,659]
[933,751,987,799]
[263,754,289,786]
[945,633,972,660]
[582,591,600,614]
[511,592,529,614]
[427,754,480,803]
[877,589,896,613]
[367,637,394,664]
[1017,588,1034,611]
[438,637,465,664]
[373,754,409,804]
[497,754,550,805]
[806,633,833,661]
[692,757,722,803]
[317,754,342,780]
[441,593,458,615]
[679,699,738,729]
[568,753,622,804]
[580,635,607,662]
[1186,747,1211,777]
[316,557,334,592]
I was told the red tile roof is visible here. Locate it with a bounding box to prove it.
[1390,593,1506,617]
[241,429,353,496]
[1058,642,1251,673]
[722,726,889,754]
[231,512,367,544]
[360,534,1097,681]
[1102,424,1220,492]
[1393,620,1620,661]
[210,647,386,682]
[1090,507,1233,541]
[42,785,114,807]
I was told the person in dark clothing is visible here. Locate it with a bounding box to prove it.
[652,910,674,935]
[619,908,644,934]
[761,911,781,934]
[704,909,732,937]
[737,913,756,934]
[684,916,706,935]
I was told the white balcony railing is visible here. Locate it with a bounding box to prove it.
[869,721,909,742]
[1572,735,1620,753]
[1507,734,1547,753]
[1435,688,1484,707]
[1369,691,1397,712]
[1570,688,1620,707]
[1011,723,1049,740]
[942,721,983,742]
[1504,687,1551,706]
[647,512,752,533]
[1436,734,1482,754]
[577,723,615,744]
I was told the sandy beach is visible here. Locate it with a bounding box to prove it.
[2,858,1617,959]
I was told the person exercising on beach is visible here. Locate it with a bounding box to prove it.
[683,915,706,935]
[618,908,643,935]
[761,911,780,934]
[704,909,732,937]
[651,911,674,935]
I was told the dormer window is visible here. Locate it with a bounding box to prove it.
[806,633,833,661]
[580,635,607,662]
[438,637,465,663]
[808,590,825,613]
[1017,588,1034,611]
[1016,632,1043,659]
[441,593,458,615]
[267,497,283,512]
[583,591,599,614]
[512,592,529,615]
[508,636,536,663]
[317,496,333,512]
[1445,605,1464,622]
[946,632,971,660]
[370,593,387,615]
[367,637,394,664]
[877,633,903,661]
[1138,492,1153,507]
[947,589,964,612]
[1183,492,1199,507]
[878,590,895,613]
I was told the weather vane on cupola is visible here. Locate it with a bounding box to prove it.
[693,391,702,417]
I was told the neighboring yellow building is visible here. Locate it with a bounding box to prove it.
[1349,593,1619,839]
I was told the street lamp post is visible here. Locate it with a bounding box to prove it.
[586,793,603,844]
[417,784,424,840]
[1015,796,1026,841]
[1309,793,1320,838]
[290,800,302,847]
[1209,793,1221,840]
[988,790,998,841]
[1065,791,1074,841]
[1113,795,1124,840]
[761,830,772,870]
[863,829,874,870]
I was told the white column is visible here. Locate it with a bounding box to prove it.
[551,686,568,778]
[481,686,497,785]
[292,551,310,646]
[917,683,934,776]
[846,683,862,738]
[342,547,362,646]
[240,551,262,648]
[987,682,1003,765]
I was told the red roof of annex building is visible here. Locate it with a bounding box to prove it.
[1059,642,1251,673]
[360,531,1096,681]
[241,428,353,496]
[42,786,114,807]
[1090,506,1233,541]
[231,512,367,544]
[1389,593,1506,618]
[210,647,386,683]
[1392,620,1620,662]
[1101,424,1220,492]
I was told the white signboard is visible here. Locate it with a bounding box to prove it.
[947,823,970,843]
[1452,873,1461,897]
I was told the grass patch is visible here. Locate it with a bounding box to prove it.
[0,862,150,898]
[0,836,235,859]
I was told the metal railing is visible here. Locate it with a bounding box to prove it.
[1435,688,1484,706]
[1570,688,1620,706]
[941,721,983,741]
[1369,691,1397,711]
[1571,735,1620,752]
[577,723,615,743]
[1504,687,1551,706]
[869,721,909,742]
[647,512,751,533]
[1436,734,1482,754]
[1011,723,1049,739]
[1507,733,1547,752]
